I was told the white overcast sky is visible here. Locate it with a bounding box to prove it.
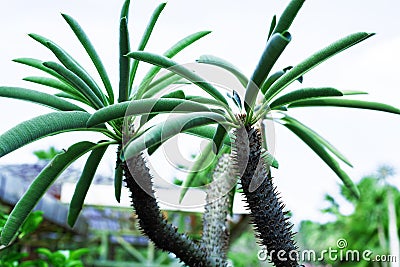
[0,0,400,224]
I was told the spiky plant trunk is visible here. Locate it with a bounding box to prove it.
[201,154,236,263]
[122,154,227,267]
[232,125,299,267]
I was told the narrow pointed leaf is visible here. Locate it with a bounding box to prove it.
[282,115,353,167]
[23,76,78,95]
[114,164,124,203]
[179,141,214,202]
[272,0,305,35]
[44,41,108,104]
[261,150,279,169]
[1,141,96,245]
[43,61,104,109]
[196,55,248,87]
[264,32,374,102]
[245,32,291,114]
[55,92,90,105]
[62,13,114,104]
[29,33,82,68]
[146,72,178,90]
[119,17,130,102]
[267,15,277,40]
[129,3,167,89]
[13,58,68,83]
[270,87,343,108]
[127,51,228,105]
[184,126,231,146]
[288,98,400,115]
[185,95,226,108]
[0,111,90,157]
[68,144,109,227]
[341,90,368,95]
[22,76,77,94]
[120,0,130,19]
[142,73,184,98]
[281,121,359,198]
[134,31,212,98]
[123,112,226,159]
[139,89,186,127]
[260,70,285,95]
[212,124,228,154]
[160,89,186,99]
[0,87,85,111]
[86,98,215,127]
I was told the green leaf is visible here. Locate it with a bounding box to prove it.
[196,54,248,87]
[260,69,287,94]
[55,92,91,106]
[272,0,305,35]
[120,0,130,19]
[129,2,167,90]
[184,126,231,146]
[282,115,352,167]
[261,150,279,169]
[341,90,368,95]
[142,73,184,99]
[269,87,343,108]
[245,32,291,114]
[127,51,228,105]
[212,124,228,154]
[134,31,212,98]
[179,141,215,202]
[288,98,400,115]
[62,13,114,104]
[43,61,104,109]
[36,248,53,258]
[0,111,90,157]
[267,15,277,40]
[69,248,90,260]
[13,58,69,83]
[119,17,130,102]
[0,86,85,111]
[264,32,374,102]
[123,112,226,159]
[139,89,187,127]
[29,33,78,64]
[160,89,186,99]
[43,40,108,105]
[19,211,44,238]
[23,76,79,96]
[68,144,109,227]
[87,97,217,128]
[114,163,124,203]
[185,95,226,108]
[281,120,359,198]
[1,141,97,245]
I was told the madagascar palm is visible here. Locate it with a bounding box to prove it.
[1,0,400,267]
[0,1,230,266]
[124,0,400,266]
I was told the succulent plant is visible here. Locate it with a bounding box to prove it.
[1,0,399,266]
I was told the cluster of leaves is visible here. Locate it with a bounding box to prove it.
[33,147,62,161]
[0,0,221,246]
[0,210,88,267]
[0,211,43,248]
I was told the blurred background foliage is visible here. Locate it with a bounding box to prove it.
[298,166,399,267]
